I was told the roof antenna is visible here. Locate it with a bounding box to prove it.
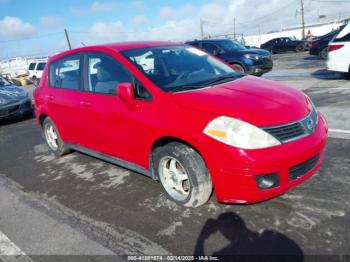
[81,42,86,47]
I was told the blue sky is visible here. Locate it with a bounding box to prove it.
[0,0,349,59]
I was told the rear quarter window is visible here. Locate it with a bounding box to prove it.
[333,25,350,42]
[49,55,81,90]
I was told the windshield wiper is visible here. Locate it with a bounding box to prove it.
[169,85,206,93]
[203,74,242,86]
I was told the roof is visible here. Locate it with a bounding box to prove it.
[102,41,183,51]
[48,41,184,62]
[188,39,233,43]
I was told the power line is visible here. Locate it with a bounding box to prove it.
[0,32,62,44]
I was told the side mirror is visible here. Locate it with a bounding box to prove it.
[117,82,136,109]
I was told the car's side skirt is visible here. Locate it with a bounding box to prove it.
[65,143,151,178]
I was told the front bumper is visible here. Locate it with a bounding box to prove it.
[0,98,33,121]
[203,112,328,204]
[247,59,273,76]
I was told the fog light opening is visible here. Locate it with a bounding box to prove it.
[255,173,279,190]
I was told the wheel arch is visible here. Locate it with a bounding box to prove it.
[149,136,205,180]
[39,113,48,127]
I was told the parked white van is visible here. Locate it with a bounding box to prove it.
[28,61,47,86]
[327,23,350,74]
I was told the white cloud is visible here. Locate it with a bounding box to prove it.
[132,15,148,26]
[158,4,196,21]
[130,1,144,9]
[87,20,125,42]
[40,16,62,28]
[0,16,36,40]
[90,1,119,13]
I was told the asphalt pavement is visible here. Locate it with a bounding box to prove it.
[0,52,350,260]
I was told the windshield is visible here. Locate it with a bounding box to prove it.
[122,45,242,92]
[217,40,246,52]
[0,76,11,87]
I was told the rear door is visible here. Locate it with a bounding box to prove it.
[46,54,88,145]
[78,51,155,166]
[331,25,350,72]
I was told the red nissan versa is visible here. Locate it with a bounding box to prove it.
[34,42,328,207]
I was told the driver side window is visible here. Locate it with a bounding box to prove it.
[201,43,218,54]
[87,52,132,95]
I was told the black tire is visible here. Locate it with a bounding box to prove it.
[153,142,212,207]
[296,44,305,52]
[319,47,328,60]
[231,63,245,74]
[42,117,70,156]
[33,77,39,87]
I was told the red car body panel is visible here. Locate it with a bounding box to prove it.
[34,42,328,204]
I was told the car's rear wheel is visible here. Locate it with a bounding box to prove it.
[296,44,305,52]
[43,117,70,156]
[231,63,245,74]
[32,77,39,87]
[319,47,328,60]
[153,142,212,207]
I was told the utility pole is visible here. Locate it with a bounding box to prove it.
[300,0,305,39]
[200,19,204,39]
[233,17,236,40]
[64,28,72,50]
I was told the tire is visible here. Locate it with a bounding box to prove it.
[296,44,305,52]
[33,77,39,87]
[153,142,212,207]
[231,63,245,74]
[319,47,328,60]
[42,117,70,156]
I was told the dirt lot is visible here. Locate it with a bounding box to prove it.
[0,52,350,260]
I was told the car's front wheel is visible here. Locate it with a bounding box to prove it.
[231,63,245,74]
[43,117,70,156]
[153,142,212,207]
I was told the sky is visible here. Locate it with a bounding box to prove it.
[0,0,350,59]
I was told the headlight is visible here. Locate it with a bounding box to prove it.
[244,54,261,60]
[204,116,281,149]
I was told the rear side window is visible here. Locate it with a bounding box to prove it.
[334,25,350,42]
[37,63,46,71]
[49,55,81,90]
[28,63,36,70]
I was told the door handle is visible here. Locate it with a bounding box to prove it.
[80,101,91,107]
[45,95,54,101]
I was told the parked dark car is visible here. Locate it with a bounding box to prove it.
[260,37,307,54]
[309,26,345,59]
[186,39,273,76]
[0,75,33,122]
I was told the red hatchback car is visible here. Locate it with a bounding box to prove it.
[34,42,328,207]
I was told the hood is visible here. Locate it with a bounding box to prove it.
[173,76,312,127]
[235,48,271,56]
[0,85,28,106]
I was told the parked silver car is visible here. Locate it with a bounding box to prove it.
[0,76,33,121]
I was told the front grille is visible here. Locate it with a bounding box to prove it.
[264,122,306,142]
[0,104,20,116]
[263,107,318,143]
[289,154,320,181]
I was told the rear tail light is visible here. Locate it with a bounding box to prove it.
[311,41,320,47]
[328,44,344,52]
